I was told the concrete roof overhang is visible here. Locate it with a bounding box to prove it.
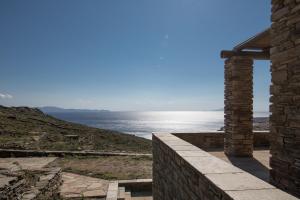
[233,28,271,51]
[221,28,271,60]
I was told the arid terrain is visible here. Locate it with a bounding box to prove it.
[48,155,152,180]
[0,106,151,153]
[0,106,270,185]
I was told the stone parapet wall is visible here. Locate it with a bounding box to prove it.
[152,133,297,200]
[174,131,270,150]
[270,0,300,197]
[224,56,254,157]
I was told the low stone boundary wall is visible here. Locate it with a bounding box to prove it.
[153,133,298,200]
[0,176,26,199]
[173,131,269,149]
[0,149,151,158]
[0,168,62,200]
[23,168,62,200]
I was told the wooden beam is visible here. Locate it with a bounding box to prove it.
[220,50,270,60]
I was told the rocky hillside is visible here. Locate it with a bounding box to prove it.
[0,106,151,153]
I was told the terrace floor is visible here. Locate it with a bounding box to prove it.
[61,172,108,199]
[209,149,270,182]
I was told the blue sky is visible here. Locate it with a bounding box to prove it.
[0,0,271,111]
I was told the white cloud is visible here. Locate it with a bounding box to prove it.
[164,34,169,39]
[0,93,13,99]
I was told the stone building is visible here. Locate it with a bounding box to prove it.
[153,0,300,199]
[222,0,300,196]
[269,0,300,196]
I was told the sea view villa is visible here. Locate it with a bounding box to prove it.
[0,1,300,200]
[152,1,300,200]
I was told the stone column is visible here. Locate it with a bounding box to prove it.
[224,56,254,157]
[270,0,300,197]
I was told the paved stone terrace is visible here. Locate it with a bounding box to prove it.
[210,149,270,182]
[61,172,109,199]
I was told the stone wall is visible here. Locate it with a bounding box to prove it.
[224,56,254,157]
[174,131,270,150]
[0,149,150,158]
[270,0,300,197]
[152,133,297,200]
[25,168,62,200]
[0,168,62,200]
[0,176,26,199]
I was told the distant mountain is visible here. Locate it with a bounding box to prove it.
[39,106,110,113]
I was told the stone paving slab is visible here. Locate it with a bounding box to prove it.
[227,189,299,200]
[176,150,210,157]
[210,150,270,182]
[153,133,180,141]
[163,139,192,146]
[183,156,243,174]
[206,172,275,191]
[210,150,270,169]
[106,181,118,200]
[169,145,200,151]
[0,157,57,171]
[61,172,108,199]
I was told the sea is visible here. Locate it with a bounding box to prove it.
[47,111,269,140]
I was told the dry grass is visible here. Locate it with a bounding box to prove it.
[48,156,152,180]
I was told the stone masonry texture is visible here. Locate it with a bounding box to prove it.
[152,133,298,200]
[224,56,254,157]
[270,0,300,197]
[0,168,62,200]
[174,131,270,150]
[153,134,236,200]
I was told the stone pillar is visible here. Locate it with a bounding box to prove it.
[270,0,300,197]
[224,56,254,157]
